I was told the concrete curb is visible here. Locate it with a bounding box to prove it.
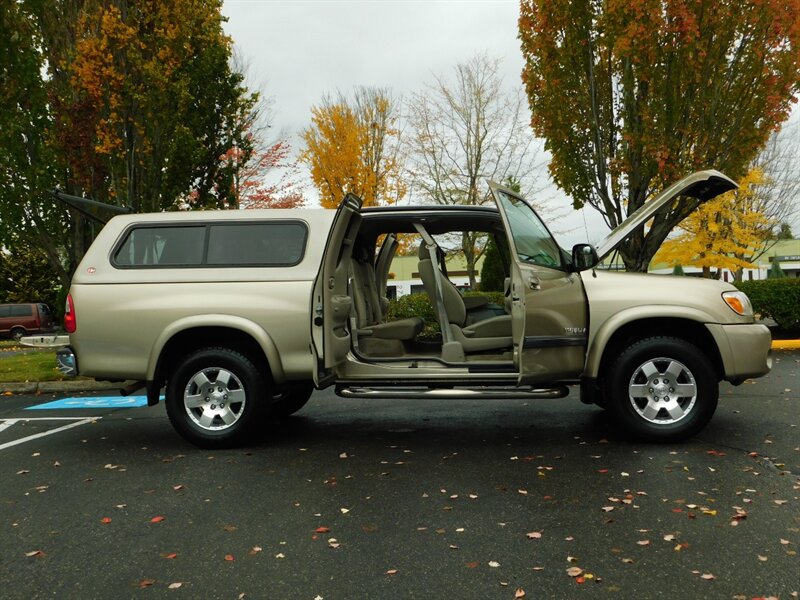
[772,339,800,350]
[1,380,136,395]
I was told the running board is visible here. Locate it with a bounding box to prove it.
[336,385,570,400]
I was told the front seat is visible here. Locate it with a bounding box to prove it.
[417,242,512,353]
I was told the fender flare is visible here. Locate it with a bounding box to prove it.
[146,315,286,384]
[584,305,718,379]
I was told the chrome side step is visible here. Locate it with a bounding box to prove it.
[336,385,570,400]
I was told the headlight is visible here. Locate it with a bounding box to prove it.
[722,291,753,316]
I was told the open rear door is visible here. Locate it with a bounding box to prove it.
[311,194,362,387]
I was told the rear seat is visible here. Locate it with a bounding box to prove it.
[351,247,424,341]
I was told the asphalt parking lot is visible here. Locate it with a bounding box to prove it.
[1,352,798,599]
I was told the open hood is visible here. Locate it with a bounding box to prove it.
[594,170,737,261]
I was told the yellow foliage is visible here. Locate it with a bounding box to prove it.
[300,92,405,208]
[655,169,776,272]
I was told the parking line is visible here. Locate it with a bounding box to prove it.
[0,417,101,451]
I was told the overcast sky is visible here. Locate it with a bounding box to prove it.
[219,1,639,245]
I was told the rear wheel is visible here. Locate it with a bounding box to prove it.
[10,327,25,341]
[166,347,267,448]
[270,383,314,418]
[603,337,718,442]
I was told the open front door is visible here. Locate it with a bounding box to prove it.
[311,194,362,386]
[490,183,588,385]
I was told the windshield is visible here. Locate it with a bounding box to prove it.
[495,190,562,270]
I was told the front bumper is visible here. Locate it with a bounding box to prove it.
[705,323,772,383]
[56,347,77,377]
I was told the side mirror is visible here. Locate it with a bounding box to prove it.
[571,243,598,272]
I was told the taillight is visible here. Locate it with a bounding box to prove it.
[64,294,76,333]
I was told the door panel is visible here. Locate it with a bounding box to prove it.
[491,184,588,385]
[311,194,362,385]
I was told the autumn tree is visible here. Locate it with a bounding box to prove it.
[519,0,800,272]
[300,87,405,208]
[69,0,258,213]
[655,169,774,278]
[406,54,543,287]
[229,139,306,209]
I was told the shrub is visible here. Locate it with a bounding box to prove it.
[386,293,439,337]
[386,291,508,338]
[736,278,800,330]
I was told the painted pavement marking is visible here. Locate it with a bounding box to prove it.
[0,417,101,451]
[26,396,149,410]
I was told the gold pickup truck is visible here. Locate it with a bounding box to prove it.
[57,170,772,448]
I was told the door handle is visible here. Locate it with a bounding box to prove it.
[528,274,541,290]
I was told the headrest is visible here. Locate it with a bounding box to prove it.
[418,241,433,261]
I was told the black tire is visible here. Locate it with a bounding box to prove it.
[270,383,314,418]
[166,347,267,448]
[10,327,25,341]
[603,336,718,442]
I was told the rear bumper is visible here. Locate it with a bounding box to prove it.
[705,323,772,383]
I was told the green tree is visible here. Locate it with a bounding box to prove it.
[774,222,794,240]
[0,244,62,312]
[479,237,506,292]
[519,0,800,272]
[768,261,786,279]
[0,0,260,291]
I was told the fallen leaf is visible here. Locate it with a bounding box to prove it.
[16,470,29,475]
[25,550,45,558]
[663,534,675,541]
[637,540,650,546]
[566,567,583,577]
[526,531,542,539]
[172,484,185,491]
[162,553,177,560]
[223,525,237,532]
[700,573,715,580]
[515,589,526,598]
[224,554,235,561]
[489,561,501,568]
[168,582,182,589]
[774,500,788,506]
[465,562,479,569]
[758,555,768,561]
[386,569,398,576]
[275,552,285,558]
[150,516,165,523]
[249,546,263,555]
[139,579,155,588]
[315,527,330,533]
[101,517,112,524]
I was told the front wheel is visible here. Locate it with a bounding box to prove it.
[603,337,718,442]
[166,347,267,448]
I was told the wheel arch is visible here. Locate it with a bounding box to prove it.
[587,312,725,382]
[147,316,285,397]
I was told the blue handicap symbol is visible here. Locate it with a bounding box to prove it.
[26,396,151,410]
